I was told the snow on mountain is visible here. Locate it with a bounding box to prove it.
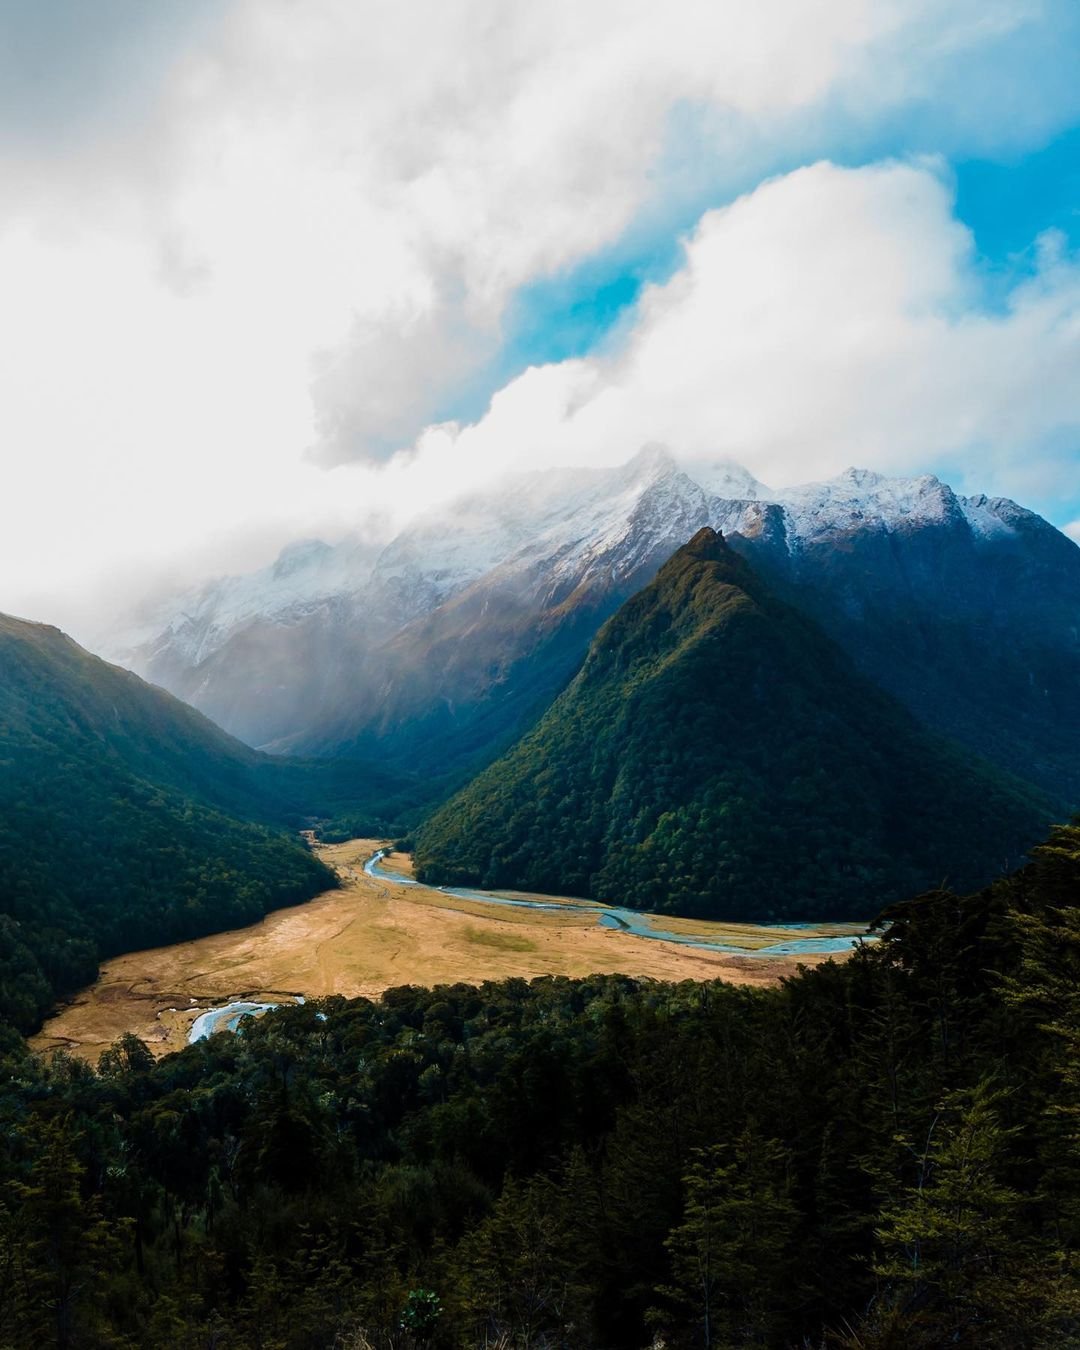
[113,449,1037,680]
[681,457,767,501]
[109,533,383,672]
[100,443,1080,807]
[763,466,1024,546]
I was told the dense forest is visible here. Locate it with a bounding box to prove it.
[416,530,1053,920]
[1,822,1078,1348]
[0,614,350,1032]
[0,756,330,1032]
[0,612,428,832]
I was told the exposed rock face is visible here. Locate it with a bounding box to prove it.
[109,449,1080,805]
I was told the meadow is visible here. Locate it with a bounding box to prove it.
[31,839,859,1060]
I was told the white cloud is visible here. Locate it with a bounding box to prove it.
[1066,521,1080,544]
[160,0,1074,468]
[416,160,1080,507]
[131,0,908,466]
[0,0,1077,632]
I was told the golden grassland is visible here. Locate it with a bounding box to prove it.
[31,839,861,1063]
[461,924,538,952]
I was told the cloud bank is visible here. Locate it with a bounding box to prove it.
[0,0,1078,633]
[412,160,1080,507]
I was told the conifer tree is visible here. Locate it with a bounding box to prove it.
[871,1079,1040,1346]
[657,1131,798,1348]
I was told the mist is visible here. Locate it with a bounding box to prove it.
[2,0,1080,646]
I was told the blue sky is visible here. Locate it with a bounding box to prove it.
[2,0,1079,624]
[445,3,1080,529]
[500,123,1080,373]
[485,116,1080,526]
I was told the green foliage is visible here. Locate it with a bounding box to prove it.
[451,1168,597,1346]
[0,1114,128,1348]
[0,613,337,1031]
[0,828,1078,1346]
[416,530,1051,921]
[400,1288,442,1338]
[655,1133,798,1348]
[870,1079,1036,1347]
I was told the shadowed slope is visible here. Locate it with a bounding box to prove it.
[0,613,340,1032]
[415,530,1053,920]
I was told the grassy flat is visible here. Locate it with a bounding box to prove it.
[31,838,863,1062]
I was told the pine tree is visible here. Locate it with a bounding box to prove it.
[657,1131,798,1348]
[871,1079,1045,1347]
[0,1114,127,1348]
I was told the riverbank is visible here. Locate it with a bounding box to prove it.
[31,838,867,1061]
[365,849,868,955]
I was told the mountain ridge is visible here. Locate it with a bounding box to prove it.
[414,527,1054,920]
[0,611,423,1031]
[101,451,1080,808]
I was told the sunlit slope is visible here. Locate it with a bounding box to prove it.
[416,530,1053,921]
[0,613,336,1032]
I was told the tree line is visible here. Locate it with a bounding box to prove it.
[1,823,1078,1347]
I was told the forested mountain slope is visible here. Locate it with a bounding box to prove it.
[114,451,1080,810]
[415,529,1053,919]
[0,613,341,1031]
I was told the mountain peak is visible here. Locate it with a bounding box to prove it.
[622,442,678,480]
[650,529,750,600]
[415,533,1049,920]
[272,538,333,580]
[835,466,886,490]
[679,457,766,500]
[114,447,1080,809]
[677,525,730,562]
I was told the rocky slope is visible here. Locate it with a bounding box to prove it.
[110,448,1080,806]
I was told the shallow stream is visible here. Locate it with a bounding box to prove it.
[364,850,869,958]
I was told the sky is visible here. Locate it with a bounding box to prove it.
[1,0,1079,635]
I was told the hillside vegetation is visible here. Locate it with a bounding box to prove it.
[0,614,342,1031]
[416,529,1052,919]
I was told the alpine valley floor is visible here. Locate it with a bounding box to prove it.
[30,838,867,1061]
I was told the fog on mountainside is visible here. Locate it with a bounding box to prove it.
[108,448,1080,814]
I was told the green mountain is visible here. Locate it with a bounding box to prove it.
[0,613,347,1032]
[415,529,1054,920]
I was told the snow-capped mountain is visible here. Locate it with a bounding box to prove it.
[109,447,1080,807]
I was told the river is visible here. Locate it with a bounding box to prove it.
[185,850,868,1045]
[187,995,310,1043]
[189,1000,284,1041]
[363,850,869,958]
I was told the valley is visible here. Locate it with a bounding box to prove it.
[30,838,866,1061]
[6,14,1078,1343]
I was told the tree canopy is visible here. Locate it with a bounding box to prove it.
[1,823,1079,1346]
